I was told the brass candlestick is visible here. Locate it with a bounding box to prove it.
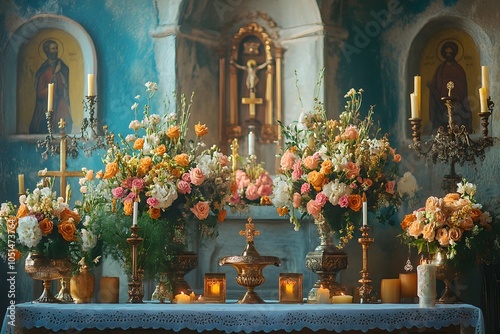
[127,224,144,303]
[358,226,374,304]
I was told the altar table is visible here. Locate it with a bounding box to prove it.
[2,302,484,334]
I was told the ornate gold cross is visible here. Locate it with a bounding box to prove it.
[230,138,239,172]
[38,119,82,201]
[239,218,260,242]
[241,91,263,119]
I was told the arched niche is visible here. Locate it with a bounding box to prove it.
[406,17,493,139]
[3,14,97,139]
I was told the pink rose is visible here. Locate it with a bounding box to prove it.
[306,199,321,218]
[303,155,320,170]
[147,197,160,208]
[280,150,296,171]
[112,187,126,199]
[344,161,360,179]
[131,177,145,192]
[258,184,272,197]
[218,153,230,167]
[292,159,303,181]
[385,180,396,194]
[189,167,205,186]
[245,185,260,201]
[259,172,273,186]
[436,228,450,246]
[300,183,310,194]
[315,193,327,206]
[190,201,210,220]
[121,178,133,189]
[342,125,359,140]
[230,193,241,204]
[338,195,349,208]
[293,193,302,208]
[125,192,136,201]
[182,173,191,182]
[177,180,191,194]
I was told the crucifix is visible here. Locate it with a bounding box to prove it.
[38,118,82,201]
[239,217,260,242]
[241,92,263,119]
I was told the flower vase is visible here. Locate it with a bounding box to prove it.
[432,250,462,304]
[169,251,198,297]
[70,265,95,303]
[305,215,348,302]
[24,252,71,303]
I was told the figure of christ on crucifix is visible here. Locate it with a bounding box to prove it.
[38,118,82,202]
[231,58,270,119]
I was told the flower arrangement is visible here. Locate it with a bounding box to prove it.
[90,82,233,279]
[0,176,101,273]
[229,155,274,210]
[400,180,499,268]
[272,88,418,248]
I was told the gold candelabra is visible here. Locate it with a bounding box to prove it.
[409,81,495,193]
[127,224,144,303]
[358,226,374,304]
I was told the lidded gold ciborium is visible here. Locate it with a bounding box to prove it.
[219,218,281,304]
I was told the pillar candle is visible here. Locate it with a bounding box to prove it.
[414,75,421,114]
[285,282,294,297]
[18,174,25,194]
[47,83,54,111]
[175,292,191,304]
[248,131,255,156]
[381,278,401,303]
[132,201,138,226]
[479,87,488,113]
[211,282,221,295]
[410,93,419,119]
[362,192,368,226]
[317,286,330,304]
[331,294,353,304]
[417,263,436,308]
[399,272,417,299]
[88,74,95,96]
[99,277,119,303]
[481,66,489,98]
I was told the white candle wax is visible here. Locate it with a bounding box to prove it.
[248,131,255,156]
[410,93,419,119]
[417,263,437,308]
[132,201,138,226]
[317,286,330,304]
[362,194,368,226]
[88,74,95,96]
[481,66,489,98]
[331,294,353,304]
[479,87,488,114]
[175,292,191,304]
[47,83,54,111]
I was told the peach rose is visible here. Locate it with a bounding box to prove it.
[425,196,442,211]
[217,209,227,222]
[60,208,81,224]
[57,221,77,242]
[407,220,423,238]
[148,207,161,219]
[320,160,333,175]
[448,227,462,242]
[422,222,436,242]
[195,123,208,137]
[401,213,416,230]
[303,155,320,170]
[103,162,119,179]
[308,171,325,191]
[174,153,190,167]
[436,228,450,246]
[85,169,94,181]
[341,125,359,140]
[470,208,482,222]
[39,218,54,236]
[344,161,360,179]
[138,156,153,175]
[190,201,210,220]
[393,154,402,163]
[385,180,396,194]
[293,192,302,208]
[167,126,180,139]
[306,199,321,218]
[16,204,29,218]
[459,217,474,231]
[348,194,363,212]
[133,138,145,150]
[189,167,205,186]
[156,144,167,156]
[280,150,296,171]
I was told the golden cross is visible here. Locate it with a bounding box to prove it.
[38,119,82,201]
[230,138,239,172]
[239,218,260,242]
[241,91,263,119]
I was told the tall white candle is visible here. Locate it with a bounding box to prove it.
[88,74,95,96]
[481,66,489,98]
[132,201,138,226]
[479,87,488,114]
[317,286,330,304]
[362,193,368,226]
[410,93,419,119]
[417,263,436,308]
[414,75,421,115]
[248,131,255,156]
[47,83,54,111]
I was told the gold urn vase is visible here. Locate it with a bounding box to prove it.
[70,265,95,303]
[24,252,71,303]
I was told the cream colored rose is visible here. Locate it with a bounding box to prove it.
[436,228,450,246]
[425,196,441,211]
[422,222,436,242]
[408,220,423,238]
